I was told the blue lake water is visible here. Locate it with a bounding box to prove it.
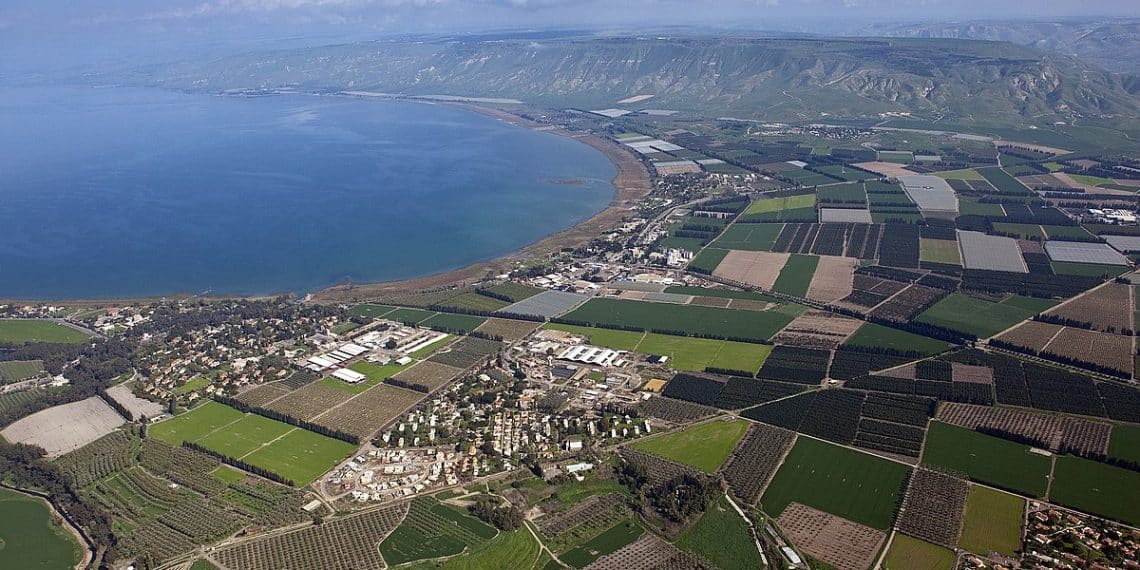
[0,87,616,299]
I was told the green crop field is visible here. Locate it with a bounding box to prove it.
[386,307,437,324]
[760,437,910,530]
[712,223,783,251]
[957,199,1006,217]
[677,497,763,570]
[921,422,1051,497]
[991,222,1045,240]
[1109,425,1140,465]
[0,319,91,344]
[547,322,773,373]
[998,295,1058,313]
[0,359,44,384]
[977,167,1033,195]
[745,194,816,215]
[934,168,985,180]
[879,151,913,164]
[149,400,354,486]
[959,486,1023,557]
[915,293,1043,338]
[818,182,868,202]
[190,560,221,570]
[1050,262,1130,278]
[241,428,356,486]
[919,238,961,265]
[420,313,487,334]
[662,286,778,302]
[194,414,294,458]
[210,466,246,484]
[323,360,415,394]
[561,298,795,343]
[842,323,951,356]
[1068,173,1116,187]
[175,377,210,395]
[0,488,82,570]
[434,292,509,313]
[688,248,729,274]
[1041,225,1095,240]
[884,534,956,570]
[559,520,643,568]
[150,400,246,445]
[631,419,749,473]
[380,497,497,566]
[348,304,398,318]
[480,282,543,302]
[404,528,543,570]
[1050,456,1140,526]
[771,254,819,296]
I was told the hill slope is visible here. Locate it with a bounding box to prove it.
[150,36,1140,123]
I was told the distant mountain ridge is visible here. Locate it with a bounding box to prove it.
[148,36,1140,124]
[857,20,1140,75]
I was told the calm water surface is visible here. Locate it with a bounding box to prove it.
[0,87,615,298]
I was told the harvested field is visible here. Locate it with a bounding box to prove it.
[313,384,423,440]
[806,255,857,302]
[390,360,463,392]
[725,298,778,312]
[994,320,1064,353]
[689,296,732,308]
[105,384,165,419]
[236,384,291,407]
[721,423,796,505]
[937,402,1111,456]
[213,502,409,570]
[777,503,886,570]
[773,310,863,350]
[1043,283,1132,334]
[896,469,967,549]
[586,534,709,570]
[0,396,124,457]
[640,397,717,424]
[1043,327,1133,377]
[474,317,539,341]
[713,250,790,289]
[854,161,915,177]
[266,383,352,421]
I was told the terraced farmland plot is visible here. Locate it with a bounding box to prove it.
[921,422,1050,497]
[560,298,795,342]
[760,437,910,530]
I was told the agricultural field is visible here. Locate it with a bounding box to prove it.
[688,247,729,274]
[1108,424,1140,465]
[0,319,91,344]
[0,488,82,570]
[405,528,543,570]
[630,419,749,473]
[0,359,44,384]
[760,436,910,530]
[842,323,951,356]
[1050,456,1140,526]
[348,304,398,318]
[313,383,424,440]
[241,428,356,486]
[1,396,126,457]
[379,497,497,566]
[544,322,772,373]
[883,534,956,570]
[744,194,816,215]
[712,249,789,289]
[937,402,1111,457]
[710,223,784,251]
[473,317,539,341]
[559,298,795,343]
[919,238,961,265]
[676,496,764,570]
[914,293,1049,338]
[921,422,1050,497]
[419,312,487,334]
[149,400,246,445]
[771,254,820,296]
[778,502,886,570]
[957,198,1005,216]
[958,486,1024,557]
[721,423,796,504]
[216,502,409,570]
[804,255,857,303]
[558,520,644,568]
[1042,282,1132,334]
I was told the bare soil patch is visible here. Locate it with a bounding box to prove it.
[713,250,790,290]
[777,503,886,570]
[806,256,858,303]
[773,310,863,350]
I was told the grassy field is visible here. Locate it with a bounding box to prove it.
[543,323,772,372]
[915,293,1044,338]
[631,419,749,473]
[420,312,487,334]
[958,199,1005,217]
[560,298,795,343]
[559,520,644,568]
[771,254,820,297]
[884,534,956,570]
[318,360,414,394]
[878,151,914,164]
[0,488,82,570]
[210,465,246,484]
[921,422,1051,497]
[998,295,1058,313]
[712,223,784,251]
[1109,424,1140,465]
[1050,262,1130,278]
[347,304,398,318]
[380,498,497,566]
[919,238,961,265]
[677,497,764,570]
[149,400,355,486]
[190,560,221,570]
[1050,456,1140,526]
[387,307,438,324]
[959,486,1023,557]
[688,248,729,274]
[842,323,951,356]
[175,377,210,394]
[744,194,816,215]
[0,319,91,344]
[934,168,985,180]
[662,286,779,302]
[405,528,542,570]
[0,359,44,384]
[760,437,910,530]
[991,222,1046,240]
[1068,173,1116,187]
